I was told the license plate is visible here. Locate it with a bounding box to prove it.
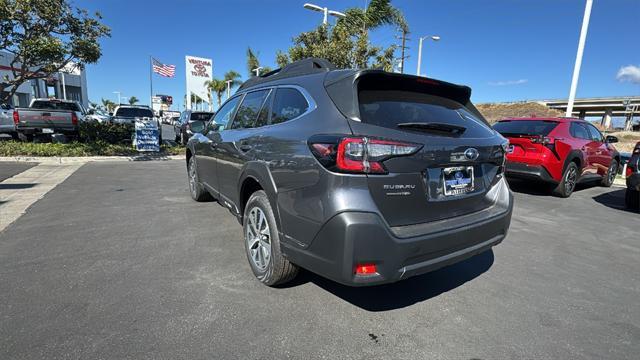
[42,128,54,134]
[443,166,474,196]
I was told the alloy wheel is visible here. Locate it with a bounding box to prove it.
[607,162,617,184]
[188,157,197,197]
[565,166,577,194]
[246,206,271,271]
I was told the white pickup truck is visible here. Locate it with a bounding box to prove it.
[12,98,98,140]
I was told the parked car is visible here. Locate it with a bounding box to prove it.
[625,141,640,210]
[174,111,214,145]
[494,117,620,197]
[0,103,19,140]
[12,98,95,140]
[111,105,162,144]
[185,58,513,287]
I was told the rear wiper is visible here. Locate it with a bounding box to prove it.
[397,122,466,135]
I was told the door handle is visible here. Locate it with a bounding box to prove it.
[239,144,252,152]
[210,142,218,149]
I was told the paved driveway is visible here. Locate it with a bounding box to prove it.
[0,160,637,359]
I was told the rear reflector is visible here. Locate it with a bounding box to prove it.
[355,263,377,275]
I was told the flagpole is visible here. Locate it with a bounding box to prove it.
[149,55,153,111]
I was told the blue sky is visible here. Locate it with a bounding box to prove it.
[82,0,639,109]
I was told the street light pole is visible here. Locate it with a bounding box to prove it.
[303,3,346,25]
[566,0,593,118]
[253,67,263,77]
[225,79,233,99]
[416,35,440,77]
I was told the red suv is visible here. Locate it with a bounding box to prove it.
[493,117,620,197]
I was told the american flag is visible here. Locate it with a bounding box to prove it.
[152,58,175,77]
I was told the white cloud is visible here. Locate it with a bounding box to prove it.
[488,79,528,86]
[616,65,640,84]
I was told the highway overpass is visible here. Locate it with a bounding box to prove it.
[540,96,639,129]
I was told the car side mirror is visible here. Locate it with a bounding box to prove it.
[87,109,95,115]
[207,122,221,133]
[605,135,618,143]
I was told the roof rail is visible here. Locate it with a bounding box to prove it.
[238,58,336,91]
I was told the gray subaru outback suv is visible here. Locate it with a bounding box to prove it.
[186,58,513,287]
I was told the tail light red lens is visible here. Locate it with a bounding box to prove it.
[12,110,19,125]
[71,112,78,126]
[310,135,421,174]
[355,263,377,276]
[626,166,633,177]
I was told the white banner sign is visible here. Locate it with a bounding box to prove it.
[185,55,212,108]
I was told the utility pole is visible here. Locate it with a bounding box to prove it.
[396,29,410,74]
[566,0,593,117]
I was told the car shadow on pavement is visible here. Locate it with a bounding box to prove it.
[508,178,600,196]
[289,250,495,312]
[593,188,638,214]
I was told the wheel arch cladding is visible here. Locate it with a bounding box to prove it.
[238,162,280,225]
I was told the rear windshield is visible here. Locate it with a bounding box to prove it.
[114,108,154,118]
[31,101,80,112]
[358,90,494,138]
[190,112,214,121]
[493,120,559,136]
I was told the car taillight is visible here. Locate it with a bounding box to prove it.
[531,135,554,145]
[309,135,421,174]
[71,112,78,125]
[12,110,19,125]
[626,166,634,177]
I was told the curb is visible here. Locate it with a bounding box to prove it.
[0,155,185,164]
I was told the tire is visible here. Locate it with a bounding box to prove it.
[625,189,639,211]
[10,132,19,141]
[553,162,579,198]
[187,156,212,202]
[243,190,298,286]
[601,160,618,187]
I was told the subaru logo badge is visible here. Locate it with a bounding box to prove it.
[464,148,479,161]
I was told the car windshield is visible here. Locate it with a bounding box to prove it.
[114,107,154,118]
[493,120,559,136]
[190,112,214,121]
[31,101,80,112]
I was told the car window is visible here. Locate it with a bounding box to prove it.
[31,101,81,112]
[114,107,154,118]
[190,112,214,121]
[570,122,590,140]
[358,90,494,138]
[270,88,309,125]
[585,123,603,142]
[211,96,241,131]
[493,120,559,136]
[255,89,274,128]
[231,89,270,129]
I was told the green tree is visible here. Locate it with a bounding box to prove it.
[128,96,139,105]
[0,0,111,103]
[204,78,226,108]
[100,98,115,113]
[246,47,272,77]
[280,0,406,71]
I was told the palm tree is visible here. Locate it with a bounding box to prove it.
[246,47,272,77]
[101,98,116,113]
[204,78,227,109]
[128,96,139,105]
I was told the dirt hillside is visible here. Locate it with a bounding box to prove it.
[477,102,564,123]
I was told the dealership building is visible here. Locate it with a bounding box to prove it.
[0,51,89,108]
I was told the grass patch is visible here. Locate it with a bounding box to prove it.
[0,140,185,157]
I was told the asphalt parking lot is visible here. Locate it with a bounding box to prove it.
[0,160,638,359]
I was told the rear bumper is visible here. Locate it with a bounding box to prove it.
[17,126,78,135]
[283,178,513,286]
[0,124,16,133]
[505,161,557,183]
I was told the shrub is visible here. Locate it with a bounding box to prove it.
[79,122,133,144]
